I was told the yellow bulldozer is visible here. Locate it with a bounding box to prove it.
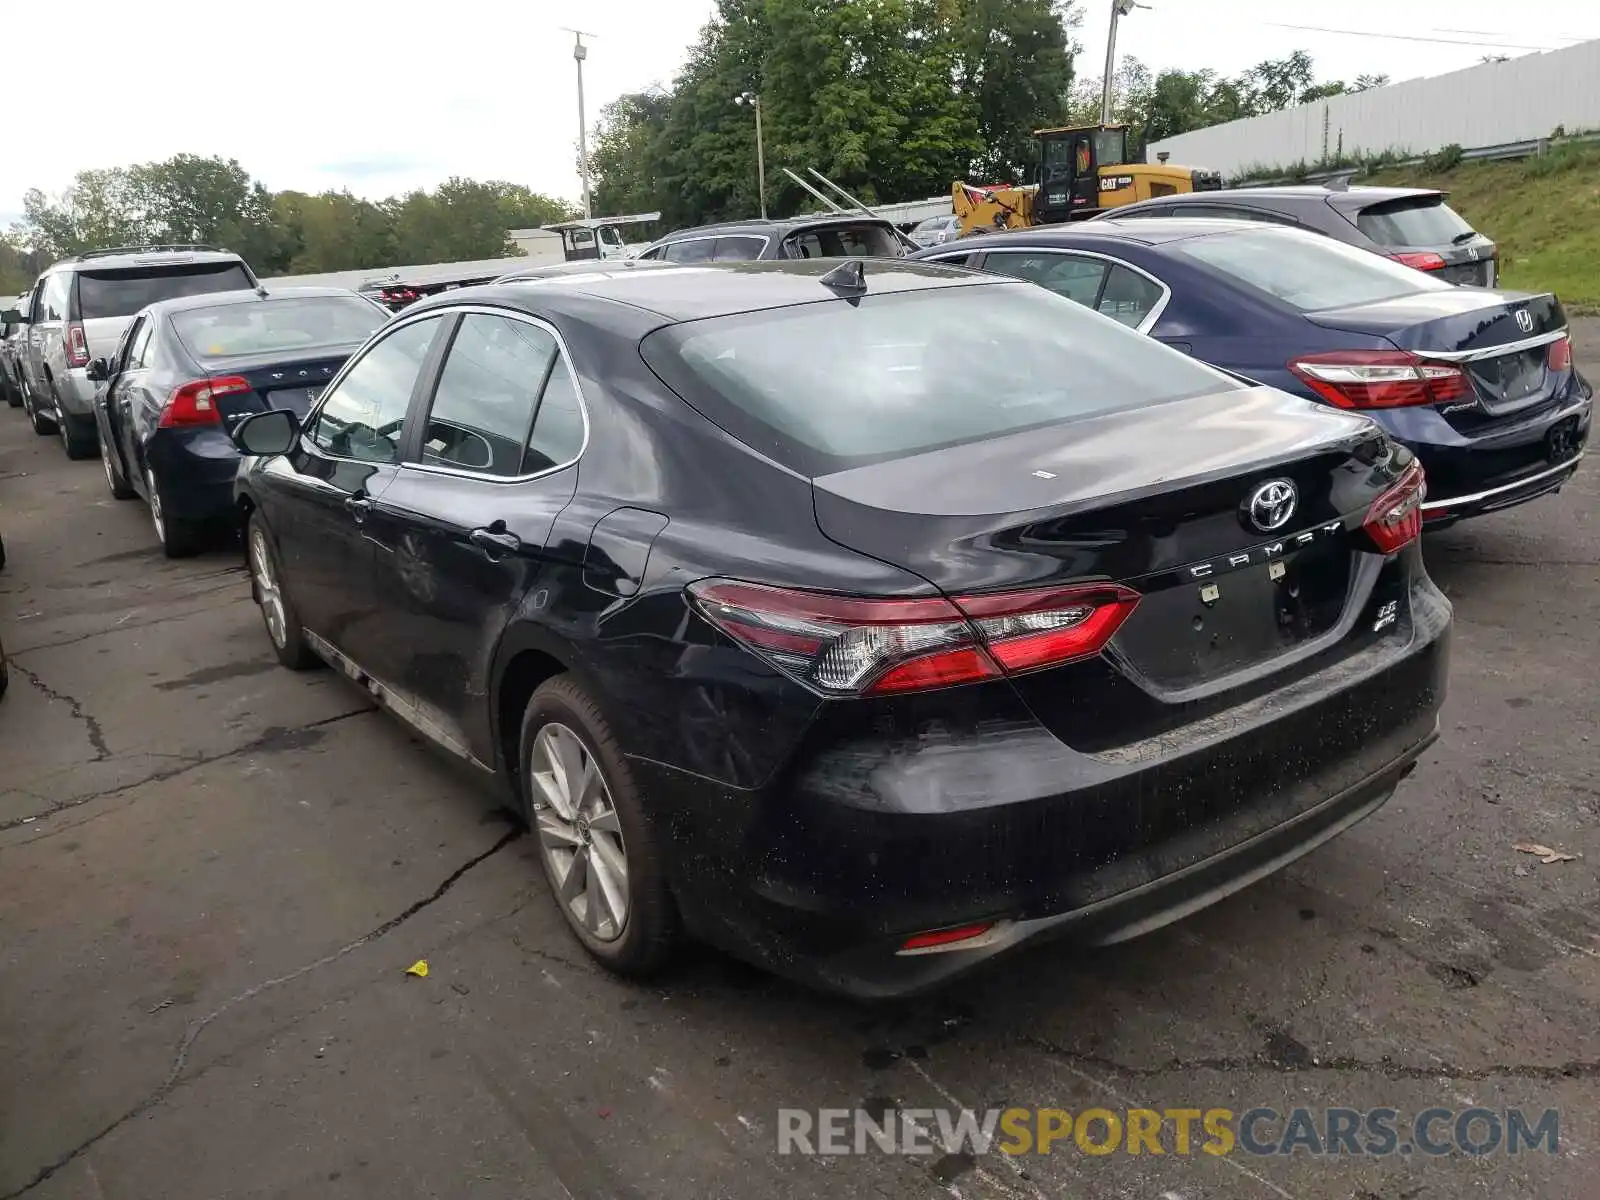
[953,124,1222,236]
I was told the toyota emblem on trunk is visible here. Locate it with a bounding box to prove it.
[1515,309,1535,334]
[1246,480,1298,533]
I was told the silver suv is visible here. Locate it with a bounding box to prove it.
[7,246,258,458]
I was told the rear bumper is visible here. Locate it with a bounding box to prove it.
[644,570,1451,998]
[146,431,243,523]
[1422,453,1583,525]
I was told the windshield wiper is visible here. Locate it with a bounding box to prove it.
[1451,231,1478,244]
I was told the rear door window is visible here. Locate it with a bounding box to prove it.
[1097,265,1166,329]
[663,239,716,263]
[980,251,1107,307]
[641,282,1236,476]
[74,262,254,320]
[711,236,767,261]
[1354,196,1476,248]
[39,274,69,321]
[781,223,903,259]
[1178,227,1455,311]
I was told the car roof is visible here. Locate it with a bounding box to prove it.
[143,286,369,318]
[968,217,1276,248]
[54,247,247,272]
[655,214,897,242]
[422,259,1002,324]
[493,259,680,283]
[1148,184,1441,208]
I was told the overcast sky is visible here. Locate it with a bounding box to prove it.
[2,0,1595,229]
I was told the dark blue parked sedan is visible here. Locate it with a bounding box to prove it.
[88,287,390,556]
[913,220,1592,528]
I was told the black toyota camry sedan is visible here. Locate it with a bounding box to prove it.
[231,260,1451,997]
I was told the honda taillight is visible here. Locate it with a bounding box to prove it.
[159,377,250,428]
[1548,336,1572,372]
[1392,251,1447,271]
[66,323,90,368]
[1288,350,1469,410]
[686,579,1140,696]
[1363,461,1426,554]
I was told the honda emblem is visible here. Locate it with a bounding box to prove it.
[1515,309,1535,334]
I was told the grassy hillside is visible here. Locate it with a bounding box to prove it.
[1367,144,1600,311]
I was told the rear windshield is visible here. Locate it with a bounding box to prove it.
[641,282,1236,475]
[172,295,388,363]
[1354,196,1475,248]
[1178,227,1454,312]
[75,262,253,320]
[781,223,904,260]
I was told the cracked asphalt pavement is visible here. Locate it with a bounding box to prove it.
[2,324,1598,1199]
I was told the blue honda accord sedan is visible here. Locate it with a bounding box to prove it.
[913,220,1592,528]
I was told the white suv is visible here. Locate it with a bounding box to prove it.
[8,246,258,458]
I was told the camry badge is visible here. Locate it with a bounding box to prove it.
[1245,479,1298,533]
[1515,309,1535,334]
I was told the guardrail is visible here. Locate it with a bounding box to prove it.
[1236,130,1600,187]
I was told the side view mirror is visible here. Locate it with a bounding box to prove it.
[0,308,21,324]
[232,408,300,456]
[85,357,111,382]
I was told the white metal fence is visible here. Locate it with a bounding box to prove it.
[1146,39,1600,178]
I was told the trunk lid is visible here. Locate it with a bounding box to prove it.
[1307,289,1569,421]
[202,350,356,426]
[812,385,1401,739]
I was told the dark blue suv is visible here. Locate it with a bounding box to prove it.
[914,219,1591,528]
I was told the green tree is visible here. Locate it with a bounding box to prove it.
[953,0,1081,182]
[19,169,147,258]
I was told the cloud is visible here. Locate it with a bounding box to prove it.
[314,154,437,179]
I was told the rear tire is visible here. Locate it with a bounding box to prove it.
[57,404,97,460]
[520,676,678,977]
[3,375,20,408]
[23,382,54,435]
[247,513,318,670]
[146,464,201,558]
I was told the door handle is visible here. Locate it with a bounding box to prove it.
[469,525,522,555]
[344,494,373,520]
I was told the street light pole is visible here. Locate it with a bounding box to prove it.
[1101,0,1141,127]
[735,91,766,219]
[566,28,597,219]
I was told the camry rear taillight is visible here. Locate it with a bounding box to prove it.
[1391,251,1447,271]
[1548,336,1572,372]
[1288,350,1469,410]
[686,579,1140,696]
[1363,461,1426,553]
[66,323,90,368]
[159,376,251,428]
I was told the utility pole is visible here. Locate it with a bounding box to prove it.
[1101,0,1145,127]
[565,28,597,219]
[734,92,766,218]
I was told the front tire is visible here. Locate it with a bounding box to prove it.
[247,513,317,669]
[56,399,97,460]
[520,677,677,976]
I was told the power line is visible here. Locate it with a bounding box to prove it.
[1431,28,1595,42]
[1263,23,1564,52]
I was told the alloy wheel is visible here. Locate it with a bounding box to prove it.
[249,528,288,649]
[145,467,165,542]
[530,722,629,941]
